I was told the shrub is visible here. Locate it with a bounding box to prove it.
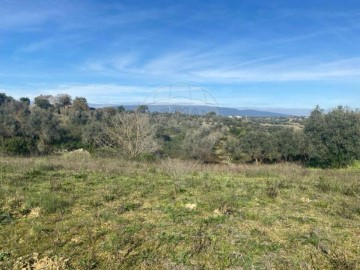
[2,137,31,155]
[305,106,360,168]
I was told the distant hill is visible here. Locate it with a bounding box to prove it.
[217,107,291,117]
[91,104,292,117]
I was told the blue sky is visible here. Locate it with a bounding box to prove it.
[1,0,360,113]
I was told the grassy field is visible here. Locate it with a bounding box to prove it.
[0,156,359,269]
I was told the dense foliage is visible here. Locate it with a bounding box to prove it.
[1,92,359,167]
[304,106,360,168]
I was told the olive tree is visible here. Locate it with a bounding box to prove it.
[305,106,360,167]
[72,97,89,111]
[55,94,72,107]
[181,126,222,162]
[34,96,53,110]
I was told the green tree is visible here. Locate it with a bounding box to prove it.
[304,106,360,167]
[0,93,13,106]
[136,105,149,113]
[72,97,89,111]
[274,128,304,162]
[181,126,221,162]
[34,96,53,110]
[20,97,31,106]
[26,107,63,153]
[117,106,125,113]
[0,97,30,138]
[55,94,72,107]
[232,129,280,164]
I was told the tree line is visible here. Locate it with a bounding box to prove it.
[1,93,359,168]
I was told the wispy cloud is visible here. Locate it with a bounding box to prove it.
[0,1,178,32]
[0,1,70,31]
[83,54,139,73]
[17,33,91,53]
[192,57,360,82]
[82,47,360,83]
[2,1,360,110]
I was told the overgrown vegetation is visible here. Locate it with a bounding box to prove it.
[1,92,359,268]
[1,92,360,168]
[0,157,359,269]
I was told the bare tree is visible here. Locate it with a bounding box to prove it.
[95,112,159,158]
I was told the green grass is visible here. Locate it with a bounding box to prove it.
[0,156,359,269]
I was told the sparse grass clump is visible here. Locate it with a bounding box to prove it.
[265,180,279,198]
[28,193,72,214]
[0,156,359,269]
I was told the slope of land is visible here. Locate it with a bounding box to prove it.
[0,157,359,269]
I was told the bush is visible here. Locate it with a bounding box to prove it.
[305,106,360,168]
[2,137,32,155]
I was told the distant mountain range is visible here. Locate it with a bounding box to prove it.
[91,104,296,117]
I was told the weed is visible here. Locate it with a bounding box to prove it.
[8,197,24,210]
[19,207,31,215]
[0,211,13,225]
[117,202,142,214]
[335,201,359,219]
[29,193,71,214]
[80,255,99,269]
[192,224,212,255]
[0,252,10,262]
[103,194,116,202]
[316,176,332,192]
[327,251,357,270]
[24,168,44,180]
[36,164,63,172]
[266,181,279,198]
[341,183,359,196]
[88,200,103,208]
[202,215,227,224]
[277,179,292,189]
[74,173,88,180]
[49,179,65,192]
[161,158,199,195]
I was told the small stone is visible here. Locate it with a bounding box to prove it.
[213,209,222,217]
[185,203,197,210]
